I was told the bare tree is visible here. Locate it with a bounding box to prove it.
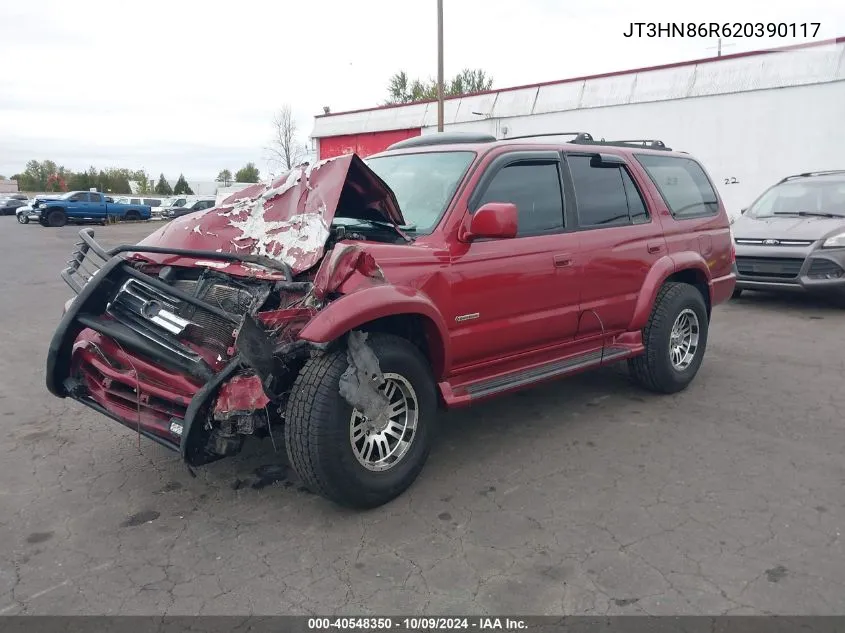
[267,105,305,171]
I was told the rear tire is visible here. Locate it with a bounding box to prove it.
[285,333,436,509]
[46,209,67,227]
[124,210,141,221]
[629,282,709,394]
[731,288,743,299]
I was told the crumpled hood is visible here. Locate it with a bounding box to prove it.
[733,214,845,241]
[137,154,404,275]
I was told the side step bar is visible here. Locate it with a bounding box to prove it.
[442,345,633,405]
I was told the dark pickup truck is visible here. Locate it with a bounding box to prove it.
[37,191,151,227]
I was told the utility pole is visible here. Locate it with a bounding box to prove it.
[708,37,735,57]
[436,0,444,132]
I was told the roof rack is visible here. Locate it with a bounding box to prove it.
[779,169,845,183]
[501,132,672,151]
[386,132,497,150]
[502,132,595,142]
[570,137,672,151]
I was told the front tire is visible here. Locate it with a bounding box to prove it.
[18,214,28,224]
[629,282,709,394]
[285,333,436,508]
[45,209,67,227]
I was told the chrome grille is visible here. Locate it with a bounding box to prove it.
[171,280,252,351]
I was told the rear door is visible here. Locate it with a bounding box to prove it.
[448,150,582,369]
[563,153,666,337]
[87,192,107,218]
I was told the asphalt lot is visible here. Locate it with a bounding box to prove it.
[0,218,843,616]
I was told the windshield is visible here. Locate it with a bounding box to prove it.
[363,151,475,233]
[746,180,845,218]
[162,198,186,208]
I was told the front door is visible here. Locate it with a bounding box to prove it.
[448,151,582,371]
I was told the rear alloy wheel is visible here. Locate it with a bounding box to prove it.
[46,209,67,227]
[285,333,436,508]
[629,282,709,394]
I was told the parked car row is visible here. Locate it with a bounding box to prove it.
[11,192,218,225]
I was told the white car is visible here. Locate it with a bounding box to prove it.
[16,199,40,224]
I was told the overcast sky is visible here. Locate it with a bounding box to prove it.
[1,0,842,181]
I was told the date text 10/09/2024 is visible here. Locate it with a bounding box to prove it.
[623,22,821,38]
[308,618,528,630]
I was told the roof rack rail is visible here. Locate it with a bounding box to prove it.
[570,137,672,151]
[386,132,497,150]
[779,169,845,182]
[501,132,673,151]
[502,132,595,142]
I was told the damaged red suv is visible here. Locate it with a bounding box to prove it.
[46,132,736,508]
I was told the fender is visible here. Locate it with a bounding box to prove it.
[630,252,712,331]
[298,284,451,378]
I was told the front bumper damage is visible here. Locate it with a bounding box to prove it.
[46,228,321,465]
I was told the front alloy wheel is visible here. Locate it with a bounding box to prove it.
[285,332,436,508]
[350,373,419,472]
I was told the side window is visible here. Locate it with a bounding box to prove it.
[620,168,649,224]
[70,193,86,202]
[87,193,100,202]
[568,156,636,228]
[131,198,141,205]
[477,161,564,235]
[636,154,719,218]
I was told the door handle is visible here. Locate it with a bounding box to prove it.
[554,254,573,268]
[647,241,664,254]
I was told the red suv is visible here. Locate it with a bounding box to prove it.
[46,132,736,508]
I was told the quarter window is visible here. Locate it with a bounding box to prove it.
[568,156,650,227]
[477,162,564,235]
[636,154,719,218]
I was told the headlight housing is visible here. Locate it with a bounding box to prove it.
[822,232,845,248]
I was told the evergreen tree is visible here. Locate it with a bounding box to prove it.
[155,173,173,196]
[173,174,194,195]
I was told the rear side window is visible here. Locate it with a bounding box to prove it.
[636,154,719,218]
[477,162,564,236]
[568,155,650,227]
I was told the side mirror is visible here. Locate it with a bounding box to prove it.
[461,202,518,241]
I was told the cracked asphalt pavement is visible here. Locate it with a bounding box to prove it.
[1,220,843,615]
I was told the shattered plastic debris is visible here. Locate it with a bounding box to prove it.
[338,331,391,427]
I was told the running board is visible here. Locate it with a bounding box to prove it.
[460,346,631,401]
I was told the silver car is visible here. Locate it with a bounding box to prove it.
[732,170,845,298]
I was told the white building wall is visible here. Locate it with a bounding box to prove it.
[312,39,845,218]
[423,80,845,218]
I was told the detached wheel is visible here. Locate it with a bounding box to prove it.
[629,282,709,394]
[46,210,67,227]
[285,333,436,509]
